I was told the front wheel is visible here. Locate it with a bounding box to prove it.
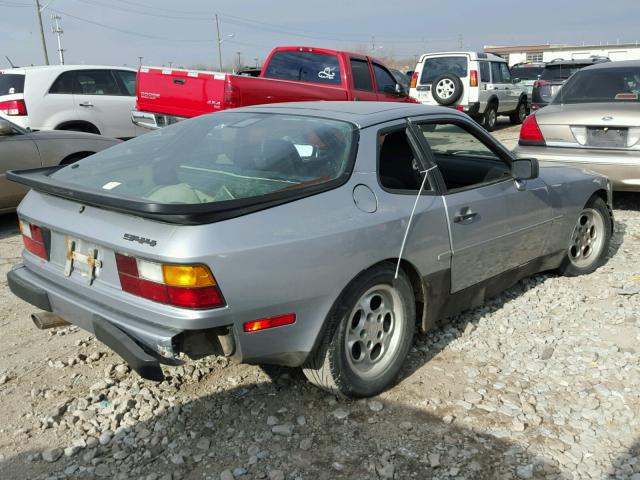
[557,196,612,276]
[302,263,415,397]
[509,99,527,125]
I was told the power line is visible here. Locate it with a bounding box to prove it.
[71,0,210,21]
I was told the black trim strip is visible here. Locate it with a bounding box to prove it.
[7,267,52,312]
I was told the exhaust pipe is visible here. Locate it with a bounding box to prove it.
[31,312,70,330]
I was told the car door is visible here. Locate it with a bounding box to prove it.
[348,57,378,101]
[373,62,407,102]
[499,63,518,111]
[72,69,136,139]
[0,117,41,210]
[412,118,552,293]
[489,62,509,113]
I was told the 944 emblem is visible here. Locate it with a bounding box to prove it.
[123,233,157,247]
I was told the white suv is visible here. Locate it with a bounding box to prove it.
[409,52,528,131]
[0,65,140,139]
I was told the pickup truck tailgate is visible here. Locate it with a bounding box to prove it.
[136,67,226,118]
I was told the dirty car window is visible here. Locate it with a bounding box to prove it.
[51,112,356,205]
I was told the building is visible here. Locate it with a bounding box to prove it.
[484,42,640,66]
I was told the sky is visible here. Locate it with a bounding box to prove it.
[1,0,639,70]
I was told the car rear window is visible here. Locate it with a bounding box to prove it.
[263,51,341,85]
[541,65,584,81]
[511,66,543,80]
[0,74,25,95]
[553,67,640,104]
[51,112,357,205]
[419,57,468,84]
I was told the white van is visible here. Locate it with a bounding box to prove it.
[0,65,140,139]
[409,52,528,131]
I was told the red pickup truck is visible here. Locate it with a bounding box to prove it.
[131,46,416,129]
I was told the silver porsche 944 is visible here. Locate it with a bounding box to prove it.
[7,102,613,397]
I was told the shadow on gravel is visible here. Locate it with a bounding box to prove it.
[613,192,640,212]
[0,212,18,240]
[609,437,640,478]
[0,375,568,480]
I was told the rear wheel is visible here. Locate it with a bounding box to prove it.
[509,99,527,125]
[302,263,415,397]
[557,196,611,276]
[483,103,498,131]
[431,74,463,106]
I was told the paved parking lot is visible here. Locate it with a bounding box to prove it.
[0,121,638,479]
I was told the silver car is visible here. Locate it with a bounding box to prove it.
[514,60,640,191]
[0,115,119,213]
[7,102,613,397]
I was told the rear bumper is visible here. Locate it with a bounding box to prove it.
[513,145,640,191]
[131,110,185,130]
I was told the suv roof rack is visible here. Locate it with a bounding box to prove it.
[547,56,610,65]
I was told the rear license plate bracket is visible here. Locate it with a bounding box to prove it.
[65,237,102,284]
[586,127,627,148]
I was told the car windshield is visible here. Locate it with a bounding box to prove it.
[419,57,468,84]
[0,73,25,95]
[553,67,640,104]
[51,112,356,205]
[511,66,543,80]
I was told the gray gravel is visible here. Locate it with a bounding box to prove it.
[0,134,639,478]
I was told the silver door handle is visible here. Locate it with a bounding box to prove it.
[79,102,93,107]
[453,209,478,224]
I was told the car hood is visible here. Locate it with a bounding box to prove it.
[29,129,118,142]
[536,102,640,127]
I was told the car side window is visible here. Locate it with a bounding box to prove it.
[378,129,429,192]
[418,122,510,192]
[350,58,373,92]
[73,70,121,96]
[479,62,490,83]
[490,62,503,83]
[500,64,512,83]
[373,64,397,94]
[49,71,74,94]
[114,70,137,96]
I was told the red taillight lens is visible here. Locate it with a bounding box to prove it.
[519,114,546,146]
[0,99,27,116]
[223,83,241,109]
[243,313,296,333]
[410,71,418,89]
[19,219,49,260]
[470,70,478,87]
[533,80,550,88]
[115,253,225,309]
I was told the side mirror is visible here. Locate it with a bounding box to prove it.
[512,158,539,181]
[384,84,405,96]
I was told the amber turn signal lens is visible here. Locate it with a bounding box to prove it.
[162,264,216,287]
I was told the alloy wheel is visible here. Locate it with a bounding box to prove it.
[568,208,606,268]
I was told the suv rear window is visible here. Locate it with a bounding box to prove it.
[541,65,585,81]
[419,57,468,84]
[0,74,25,95]
[51,112,356,205]
[263,51,341,85]
[511,66,543,80]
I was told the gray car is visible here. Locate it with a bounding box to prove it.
[0,115,119,213]
[515,60,640,191]
[7,102,613,397]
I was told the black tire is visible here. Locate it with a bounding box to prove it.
[302,263,415,398]
[431,74,463,106]
[509,98,527,125]
[483,102,498,131]
[557,196,612,277]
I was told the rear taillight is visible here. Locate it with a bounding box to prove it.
[223,83,241,109]
[533,80,550,88]
[470,70,478,87]
[115,253,225,309]
[410,71,418,89]
[0,99,27,116]
[19,219,49,260]
[519,114,546,146]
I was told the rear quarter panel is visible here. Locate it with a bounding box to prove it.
[229,75,349,106]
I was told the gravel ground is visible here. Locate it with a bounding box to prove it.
[1,121,639,480]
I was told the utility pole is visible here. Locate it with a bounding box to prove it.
[51,14,65,65]
[215,13,223,72]
[254,57,258,68]
[138,56,143,66]
[458,33,463,49]
[35,0,50,65]
[236,51,242,70]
